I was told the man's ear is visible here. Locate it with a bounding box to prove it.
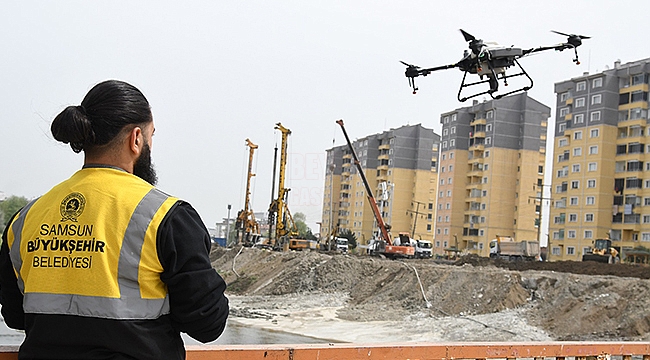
[129,126,143,155]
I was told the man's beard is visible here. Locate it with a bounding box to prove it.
[133,142,158,186]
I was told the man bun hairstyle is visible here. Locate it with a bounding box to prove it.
[51,80,152,153]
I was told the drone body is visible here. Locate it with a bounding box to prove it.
[402,29,589,102]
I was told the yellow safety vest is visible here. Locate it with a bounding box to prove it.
[6,167,179,320]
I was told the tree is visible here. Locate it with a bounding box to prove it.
[338,228,357,250]
[0,195,29,234]
[293,212,317,240]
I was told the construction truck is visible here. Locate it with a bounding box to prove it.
[289,239,318,251]
[489,235,540,261]
[335,237,349,253]
[582,238,620,263]
[337,119,415,260]
[390,233,431,259]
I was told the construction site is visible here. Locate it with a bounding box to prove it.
[211,246,650,343]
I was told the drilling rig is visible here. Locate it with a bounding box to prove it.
[268,123,299,250]
[235,139,261,246]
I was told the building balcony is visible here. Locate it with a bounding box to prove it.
[470,118,486,126]
[472,131,486,138]
[378,154,389,160]
[565,98,573,105]
[342,162,352,167]
[564,113,572,121]
[378,144,390,150]
[342,170,351,177]
[377,165,389,171]
[469,144,485,151]
[343,154,352,159]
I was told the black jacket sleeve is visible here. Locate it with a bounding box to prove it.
[0,212,26,330]
[157,201,229,343]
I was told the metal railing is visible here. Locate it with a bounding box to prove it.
[1,342,648,360]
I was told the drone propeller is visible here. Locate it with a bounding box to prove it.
[400,61,421,94]
[551,30,590,64]
[551,30,590,47]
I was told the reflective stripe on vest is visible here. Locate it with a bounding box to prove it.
[9,198,39,294]
[12,188,172,320]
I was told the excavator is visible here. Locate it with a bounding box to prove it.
[336,119,415,259]
[268,123,299,250]
[235,139,262,246]
[582,238,620,263]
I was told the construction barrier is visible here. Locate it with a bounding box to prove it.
[2,342,650,360]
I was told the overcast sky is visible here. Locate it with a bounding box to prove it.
[1,1,647,232]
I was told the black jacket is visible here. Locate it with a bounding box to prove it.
[0,201,229,360]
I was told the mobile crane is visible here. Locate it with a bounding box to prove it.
[336,119,415,259]
[268,123,299,250]
[235,139,261,246]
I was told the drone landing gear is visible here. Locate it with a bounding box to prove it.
[457,59,534,102]
[573,47,581,65]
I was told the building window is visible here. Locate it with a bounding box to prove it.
[560,107,569,116]
[585,213,594,222]
[450,152,454,159]
[589,145,598,155]
[427,224,431,232]
[560,92,569,101]
[588,162,597,171]
[486,124,492,132]
[485,151,490,157]
[443,116,449,124]
[440,179,445,185]
[643,233,650,242]
[568,230,576,238]
[445,203,450,209]
[451,114,457,122]
[586,196,595,205]
[573,147,582,156]
[590,128,599,138]
[572,164,580,173]
[485,137,491,145]
[444,228,449,235]
[591,111,601,122]
[571,180,579,189]
[576,81,586,91]
[643,215,650,224]
[570,197,579,205]
[567,246,575,255]
[552,247,561,255]
[592,94,602,105]
[592,78,603,88]
[486,110,494,119]
[568,214,577,222]
[574,114,584,124]
[587,179,596,188]
[584,230,593,239]
[559,138,568,147]
[451,127,456,134]
[574,131,582,140]
[575,97,585,107]
[443,129,448,136]
[450,139,455,146]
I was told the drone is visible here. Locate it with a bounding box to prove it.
[402,29,590,102]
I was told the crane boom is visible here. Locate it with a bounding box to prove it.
[269,122,299,247]
[236,139,260,245]
[336,119,391,243]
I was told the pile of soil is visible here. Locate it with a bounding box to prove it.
[211,246,650,341]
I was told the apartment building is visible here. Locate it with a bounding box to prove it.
[321,124,440,245]
[436,93,549,257]
[549,58,650,261]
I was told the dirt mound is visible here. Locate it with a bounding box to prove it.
[211,246,650,341]
[453,254,650,279]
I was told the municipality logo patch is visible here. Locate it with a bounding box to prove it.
[60,192,86,222]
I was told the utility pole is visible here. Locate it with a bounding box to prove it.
[529,183,552,261]
[226,204,232,246]
[407,200,427,238]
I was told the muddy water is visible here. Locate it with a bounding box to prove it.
[0,318,331,346]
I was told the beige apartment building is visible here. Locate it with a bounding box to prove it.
[321,124,440,245]
[436,93,550,257]
[549,58,650,261]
